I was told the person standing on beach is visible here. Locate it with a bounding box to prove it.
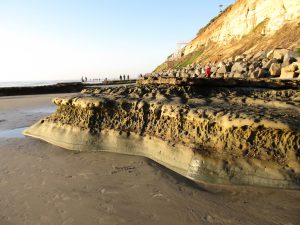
[127,75,129,80]
[123,75,125,80]
[120,75,122,80]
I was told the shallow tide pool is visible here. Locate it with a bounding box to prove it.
[0,127,27,139]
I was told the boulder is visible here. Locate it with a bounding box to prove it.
[215,73,224,78]
[227,73,234,78]
[263,59,278,69]
[217,61,225,67]
[269,63,281,77]
[231,62,247,73]
[181,72,189,78]
[211,66,218,73]
[257,68,269,78]
[234,55,244,62]
[273,49,300,62]
[280,63,298,79]
[210,72,217,78]
[250,69,259,78]
[217,64,230,74]
[250,68,268,78]
[282,57,297,67]
[273,49,289,61]
[195,69,201,76]
[249,62,261,71]
[233,72,243,78]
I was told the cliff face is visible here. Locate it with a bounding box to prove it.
[157,0,300,71]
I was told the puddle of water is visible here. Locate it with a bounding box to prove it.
[0,127,27,139]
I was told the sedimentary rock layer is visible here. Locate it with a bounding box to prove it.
[24,84,300,188]
[183,0,300,56]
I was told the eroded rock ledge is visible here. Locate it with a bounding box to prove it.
[24,84,300,188]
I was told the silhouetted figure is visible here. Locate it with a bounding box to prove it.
[81,76,84,82]
[120,75,122,81]
[85,77,87,82]
[127,75,129,80]
[123,75,125,80]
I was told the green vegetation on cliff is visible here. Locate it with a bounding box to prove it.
[177,51,202,68]
[154,51,202,72]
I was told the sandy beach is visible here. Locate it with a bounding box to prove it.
[0,93,299,225]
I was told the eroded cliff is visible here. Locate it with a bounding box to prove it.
[157,0,300,71]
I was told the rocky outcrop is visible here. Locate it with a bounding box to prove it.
[281,62,300,78]
[24,85,300,188]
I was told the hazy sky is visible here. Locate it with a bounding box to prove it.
[0,0,235,82]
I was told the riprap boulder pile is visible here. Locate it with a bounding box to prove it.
[150,49,300,80]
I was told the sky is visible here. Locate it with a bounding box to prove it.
[0,0,235,82]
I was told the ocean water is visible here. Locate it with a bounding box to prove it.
[0,80,81,88]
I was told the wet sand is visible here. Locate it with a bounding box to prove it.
[0,94,299,225]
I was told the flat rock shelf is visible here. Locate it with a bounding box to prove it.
[24,84,300,189]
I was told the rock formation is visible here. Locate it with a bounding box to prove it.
[24,84,300,188]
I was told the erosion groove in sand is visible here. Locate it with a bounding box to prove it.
[24,84,300,188]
